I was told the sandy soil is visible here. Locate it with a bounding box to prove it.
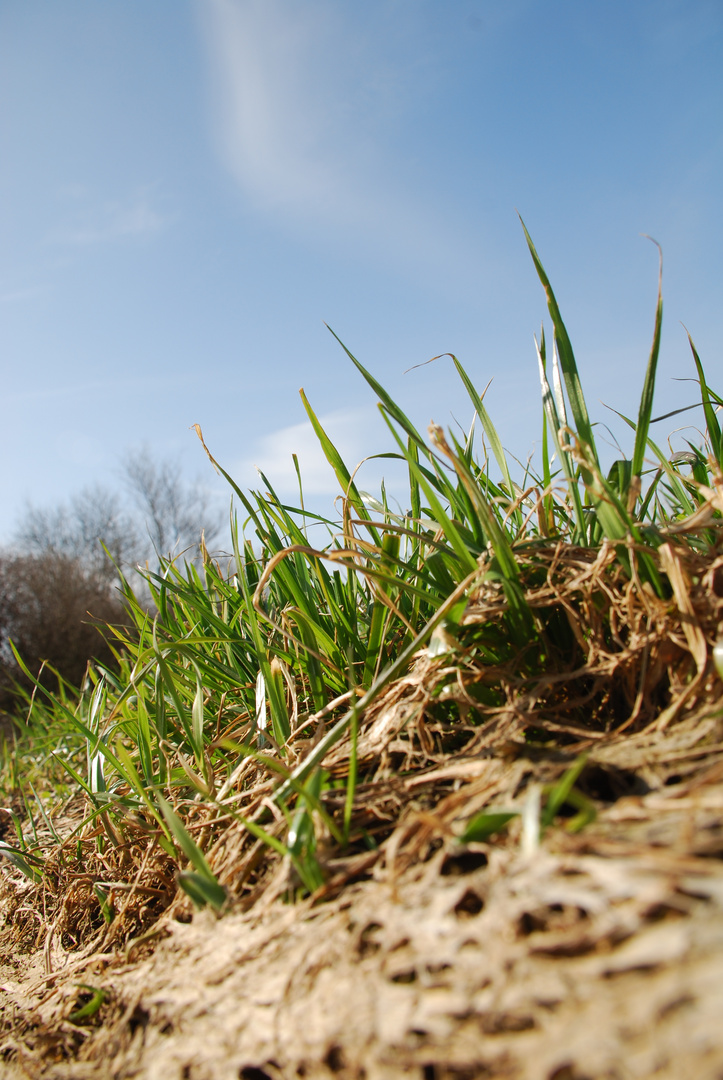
[3,768,723,1080]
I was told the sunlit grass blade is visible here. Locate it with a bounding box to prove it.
[537,327,556,536]
[427,423,533,641]
[535,334,587,542]
[27,782,61,845]
[520,214,598,463]
[298,389,369,522]
[609,406,700,518]
[326,325,427,449]
[451,355,522,528]
[631,240,664,484]
[686,331,721,467]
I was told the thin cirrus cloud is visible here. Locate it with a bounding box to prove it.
[0,285,45,305]
[50,188,167,247]
[200,0,345,214]
[197,0,474,277]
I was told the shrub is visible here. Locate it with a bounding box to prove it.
[0,550,128,711]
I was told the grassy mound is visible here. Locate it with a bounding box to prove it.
[2,225,723,1078]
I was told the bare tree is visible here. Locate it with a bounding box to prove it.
[16,485,139,581]
[2,450,223,707]
[15,452,222,575]
[123,447,222,561]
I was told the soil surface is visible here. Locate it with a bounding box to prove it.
[3,757,723,1080]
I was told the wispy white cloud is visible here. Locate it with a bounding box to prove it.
[233,405,408,502]
[200,0,337,213]
[197,0,476,279]
[199,0,383,216]
[0,285,45,304]
[51,187,167,246]
[4,373,190,405]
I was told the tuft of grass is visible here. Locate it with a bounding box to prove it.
[2,223,721,936]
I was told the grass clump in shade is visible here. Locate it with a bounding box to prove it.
[1,222,722,954]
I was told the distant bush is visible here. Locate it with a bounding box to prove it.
[0,450,225,720]
[0,550,128,712]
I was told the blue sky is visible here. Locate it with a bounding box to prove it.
[1,0,721,542]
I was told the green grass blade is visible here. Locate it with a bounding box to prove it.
[520,216,598,463]
[452,356,520,522]
[177,871,227,912]
[686,330,721,466]
[542,754,588,828]
[298,389,369,522]
[68,985,108,1023]
[326,326,427,447]
[0,841,43,883]
[632,240,664,480]
[458,810,518,843]
[535,335,587,542]
[157,795,225,894]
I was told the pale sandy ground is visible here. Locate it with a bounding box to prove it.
[4,780,723,1080]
